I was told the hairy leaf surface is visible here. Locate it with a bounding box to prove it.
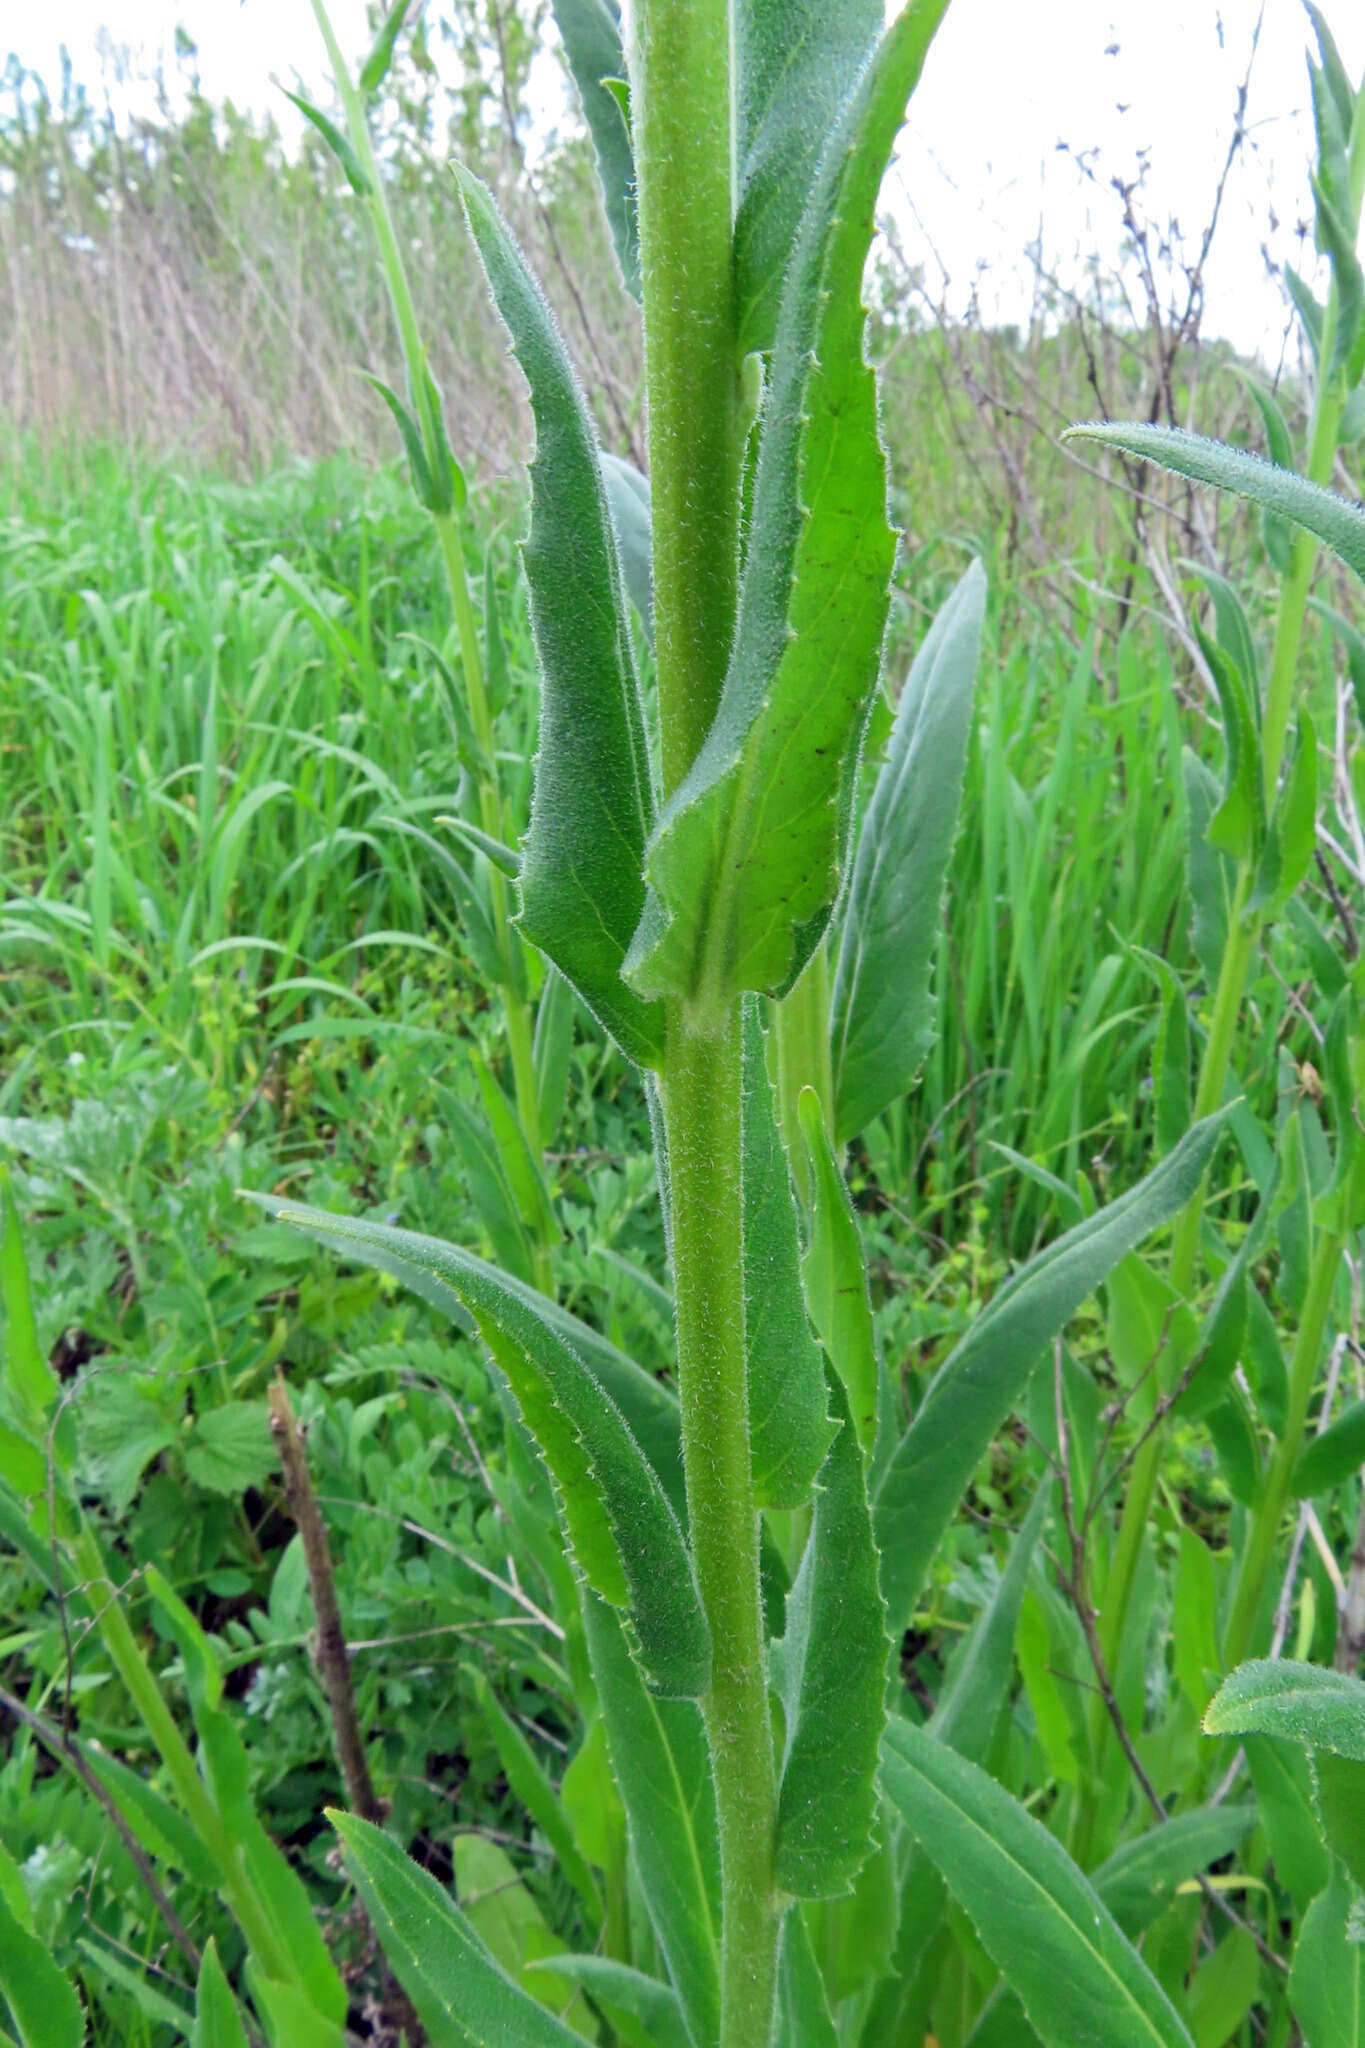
[551,1,639,297]
[457,168,662,1065]
[1205,1659,1365,1759]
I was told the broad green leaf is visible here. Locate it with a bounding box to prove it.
[1091,1807,1258,1937]
[245,1976,347,2048]
[332,1814,582,2048]
[1205,1658,1365,1758]
[1198,629,1262,862]
[933,1483,1049,1761]
[550,0,639,298]
[82,1742,219,1888]
[776,1908,839,2048]
[247,1195,684,1519]
[1064,424,1365,584]
[798,1089,878,1458]
[881,1724,1196,2048]
[743,1010,834,1506]
[830,560,985,1143]
[0,1172,57,1429]
[452,1837,597,2038]
[456,168,663,1067]
[774,1372,889,1897]
[472,1672,603,1932]
[184,1401,275,1496]
[1245,1737,1331,1911]
[280,1197,708,1694]
[1293,1393,1365,1495]
[0,1892,83,2048]
[1187,1928,1259,2048]
[1172,1525,1220,1716]
[1290,1862,1365,2048]
[626,8,946,1015]
[600,452,653,643]
[732,0,887,351]
[1316,1751,1365,1892]
[580,1592,721,2048]
[529,1959,689,2048]
[874,1112,1228,1634]
[191,1941,248,2048]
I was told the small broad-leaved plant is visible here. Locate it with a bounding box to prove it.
[249,5,1363,2048]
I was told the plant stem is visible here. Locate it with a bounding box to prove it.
[1224,1228,1344,1666]
[662,1005,780,2047]
[632,0,744,795]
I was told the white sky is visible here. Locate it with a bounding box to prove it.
[5,0,1363,361]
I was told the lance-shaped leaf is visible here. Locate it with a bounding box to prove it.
[1091,1807,1258,1937]
[1064,424,1365,584]
[830,559,985,1142]
[1293,1394,1365,1495]
[874,1111,1229,1634]
[332,1813,583,2048]
[0,1890,84,2048]
[192,1941,249,2048]
[1291,1862,1365,2048]
[581,1592,721,2048]
[551,0,639,299]
[255,1197,707,1695]
[881,1725,1196,2048]
[733,0,890,351]
[529,1958,690,2048]
[743,1009,835,1505]
[626,9,945,1016]
[457,168,663,1067]
[799,1089,880,1458]
[600,452,653,643]
[777,1908,839,2048]
[774,1371,889,1898]
[1205,1659,1365,1759]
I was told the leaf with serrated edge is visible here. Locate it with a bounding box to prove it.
[257,1197,707,1696]
[1065,424,1365,584]
[625,5,948,1016]
[774,1371,889,1897]
[0,1889,84,2048]
[581,1592,721,2048]
[874,1111,1229,1635]
[743,1007,834,1506]
[831,559,984,1142]
[881,1725,1196,2048]
[332,1813,582,2048]
[1205,1659,1365,1759]
[733,0,887,351]
[456,168,662,1067]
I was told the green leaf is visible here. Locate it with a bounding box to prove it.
[1237,371,1295,571]
[733,0,890,351]
[742,1009,834,1506]
[549,0,639,298]
[1064,424,1365,584]
[243,1976,348,2048]
[471,1672,603,1932]
[362,372,446,515]
[1205,1659,1365,1759]
[275,1198,706,1693]
[1249,708,1317,917]
[580,1593,721,2048]
[933,1482,1049,1762]
[1197,627,1262,863]
[1316,1752,1365,1892]
[0,1172,57,1429]
[881,1724,1196,2048]
[331,1813,582,2048]
[358,0,409,93]
[1130,948,1191,1156]
[1290,1862,1365,2048]
[600,453,653,644]
[191,1941,249,2048]
[626,8,946,1015]
[1184,751,1236,995]
[874,1112,1229,1633]
[456,167,663,1068]
[530,1958,688,2048]
[452,1837,597,2038]
[248,1194,686,1519]
[797,1088,878,1459]
[774,1371,889,1898]
[1293,1394,1365,1495]
[1187,1929,1259,2048]
[1245,1736,1331,1911]
[1285,265,1326,364]
[830,560,985,1143]
[0,1891,83,2048]
[776,1908,839,2048]
[1091,1807,1258,1937]
[185,1401,276,1496]
[76,1939,192,2037]
[438,1084,538,1287]
[281,89,372,195]
[1309,596,1365,734]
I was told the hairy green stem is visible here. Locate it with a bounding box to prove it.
[1224,1229,1344,1665]
[632,0,743,796]
[662,1006,780,2047]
